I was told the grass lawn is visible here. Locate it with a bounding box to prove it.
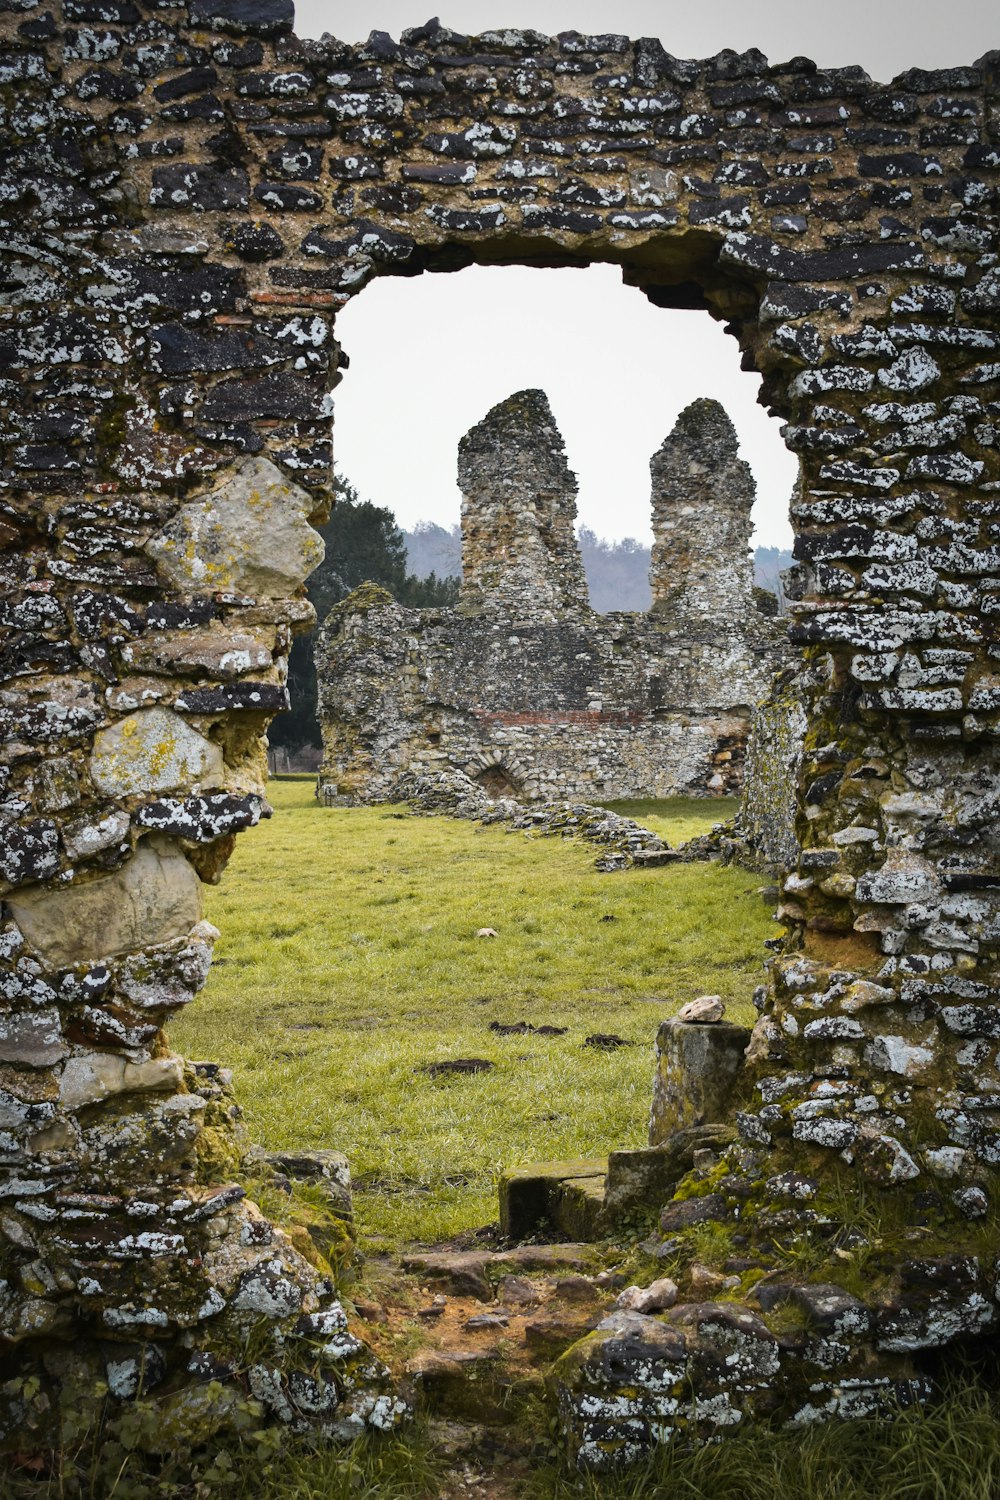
[171,778,773,1248]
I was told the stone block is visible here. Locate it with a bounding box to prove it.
[59,1052,184,1110]
[90,708,224,798]
[9,836,203,965]
[553,1176,607,1241]
[0,1008,67,1068]
[604,1124,737,1219]
[499,1157,606,1240]
[146,456,323,597]
[649,1018,752,1145]
[264,1148,353,1222]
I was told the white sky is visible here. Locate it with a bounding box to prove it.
[295,0,996,548]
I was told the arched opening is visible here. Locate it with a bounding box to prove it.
[473,763,521,798]
[180,242,803,1260]
[16,13,997,1470]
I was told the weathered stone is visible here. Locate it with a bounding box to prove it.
[146,457,323,597]
[649,1018,752,1144]
[59,1052,184,1110]
[499,1157,606,1240]
[603,1125,737,1218]
[677,995,725,1024]
[8,837,202,965]
[317,395,786,805]
[0,1008,67,1068]
[90,708,224,798]
[62,808,131,863]
[615,1277,678,1312]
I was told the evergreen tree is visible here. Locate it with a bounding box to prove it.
[269,476,459,755]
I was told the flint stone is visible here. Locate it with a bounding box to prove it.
[62,808,131,862]
[231,1258,304,1318]
[650,1017,751,1144]
[8,836,202,965]
[146,457,323,598]
[0,820,60,888]
[90,708,224,797]
[0,1008,67,1068]
[855,849,940,905]
[615,1277,678,1312]
[134,793,263,842]
[118,924,217,1009]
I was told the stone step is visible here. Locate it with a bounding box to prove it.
[498,1158,608,1240]
[401,1241,600,1299]
[499,1126,739,1243]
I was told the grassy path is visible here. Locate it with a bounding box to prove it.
[172,780,772,1247]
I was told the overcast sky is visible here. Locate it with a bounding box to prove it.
[295,1,995,548]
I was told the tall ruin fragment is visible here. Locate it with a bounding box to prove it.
[2,0,1000,1466]
[650,396,757,626]
[458,387,589,618]
[316,391,785,805]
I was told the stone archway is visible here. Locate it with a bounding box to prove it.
[2,0,999,1459]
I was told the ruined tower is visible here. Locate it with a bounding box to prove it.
[649,398,757,628]
[458,389,589,618]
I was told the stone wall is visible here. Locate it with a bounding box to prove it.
[737,666,808,870]
[316,391,784,803]
[1,0,1000,1459]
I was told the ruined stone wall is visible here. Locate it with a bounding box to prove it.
[737,667,809,870]
[650,396,757,625]
[458,387,589,617]
[317,391,783,803]
[2,0,1000,1458]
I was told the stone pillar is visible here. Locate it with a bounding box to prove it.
[649,399,756,627]
[737,667,808,872]
[458,389,589,618]
[649,1017,753,1145]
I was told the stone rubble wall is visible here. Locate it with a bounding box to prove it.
[0,0,999,1458]
[317,392,785,803]
[385,764,676,870]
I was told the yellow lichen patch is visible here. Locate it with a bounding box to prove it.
[91,708,224,797]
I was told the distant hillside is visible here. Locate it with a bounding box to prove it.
[403,521,462,580]
[402,523,792,615]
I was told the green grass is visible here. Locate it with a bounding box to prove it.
[172,780,772,1248]
[526,1372,1000,1500]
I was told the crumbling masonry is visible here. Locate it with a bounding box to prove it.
[316,390,784,804]
[3,0,1000,1466]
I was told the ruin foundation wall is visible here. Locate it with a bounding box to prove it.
[317,589,777,801]
[1,0,1000,1463]
[317,391,785,803]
